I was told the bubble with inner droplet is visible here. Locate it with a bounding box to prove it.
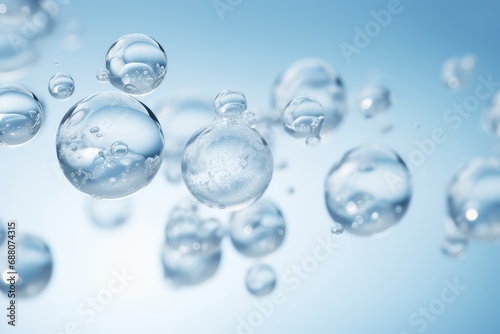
[282,96,325,145]
[48,73,75,101]
[245,263,276,297]
[324,144,412,237]
[230,199,286,257]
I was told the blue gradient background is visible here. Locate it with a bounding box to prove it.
[1,0,500,333]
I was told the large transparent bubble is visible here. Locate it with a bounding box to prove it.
[182,90,273,210]
[56,91,164,199]
[0,84,43,146]
[272,58,346,139]
[447,157,500,241]
[230,199,286,257]
[324,144,412,236]
[0,234,53,297]
[105,33,167,95]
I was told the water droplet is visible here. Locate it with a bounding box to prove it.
[325,144,411,236]
[48,73,75,100]
[245,263,276,297]
[105,33,168,95]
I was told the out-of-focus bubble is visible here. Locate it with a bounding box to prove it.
[166,199,224,255]
[56,91,164,199]
[483,91,500,139]
[245,263,276,297]
[286,186,295,195]
[324,144,412,237]
[182,90,273,210]
[96,68,110,83]
[447,157,500,241]
[0,84,43,146]
[272,58,346,139]
[162,244,222,287]
[0,234,53,297]
[441,234,468,259]
[441,55,476,90]
[230,199,286,258]
[156,95,214,183]
[282,96,325,145]
[379,123,394,134]
[59,16,84,52]
[86,197,132,228]
[330,222,344,235]
[48,72,75,100]
[357,85,392,118]
[105,33,167,95]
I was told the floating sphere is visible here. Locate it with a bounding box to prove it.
[245,263,276,297]
[282,96,325,145]
[48,72,75,100]
[357,85,392,118]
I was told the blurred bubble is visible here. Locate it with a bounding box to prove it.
[56,91,164,199]
[330,222,344,235]
[447,157,500,241]
[482,91,500,139]
[324,144,412,236]
[245,263,276,297]
[156,94,214,183]
[182,90,273,210]
[105,33,167,95]
[96,68,110,83]
[441,234,468,259]
[286,186,295,195]
[230,199,286,258]
[59,16,84,52]
[166,199,224,255]
[441,54,476,90]
[86,197,132,228]
[0,234,53,297]
[357,85,392,118]
[0,84,43,146]
[282,96,325,145]
[48,72,75,100]
[272,58,346,139]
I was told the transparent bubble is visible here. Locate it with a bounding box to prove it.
[156,95,214,183]
[272,58,346,139]
[105,33,167,95]
[48,72,75,100]
[482,91,500,139]
[230,199,286,258]
[324,144,412,236]
[0,84,43,146]
[166,199,224,255]
[331,222,344,235]
[182,89,273,210]
[245,263,276,297]
[357,85,392,118]
[162,244,221,286]
[96,68,110,83]
[441,234,468,259]
[282,96,325,145]
[447,157,500,241]
[214,89,247,118]
[0,234,53,297]
[441,54,476,90]
[56,91,164,199]
[86,197,132,228]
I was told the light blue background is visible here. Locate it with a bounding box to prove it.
[1,0,499,333]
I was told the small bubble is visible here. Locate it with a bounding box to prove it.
[286,186,295,195]
[96,68,110,83]
[48,73,75,101]
[331,222,344,235]
[89,127,99,134]
[110,141,128,157]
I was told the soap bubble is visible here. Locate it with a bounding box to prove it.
[86,197,132,228]
[56,91,164,199]
[0,84,43,146]
[0,234,53,297]
[230,199,286,258]
[156,95,214,183]
[357,85,392,118]
[96,68,110,83]
[272,58,346,139]
[166,199,224,255]
[441,55,476,90]
[282,96,325,145]
[482,91,500,139]
[447,157,500,241]
[162,244,222,286]
[105,33,167,95]
[182,89,273,210]
[48,72,75,100]
[441,234,468,259]
[245,263,276,297]
[324,144,412,237]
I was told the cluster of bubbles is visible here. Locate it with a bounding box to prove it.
[0,231,53,298]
